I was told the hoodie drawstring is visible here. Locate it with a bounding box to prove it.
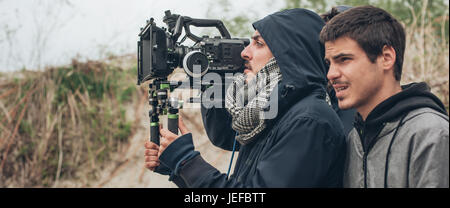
[227,133,238,179]
[384,113,408,188]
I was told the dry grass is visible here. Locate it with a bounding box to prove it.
[402,2,449,111]
[0,56,144,187]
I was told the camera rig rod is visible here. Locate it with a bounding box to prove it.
[148,78,182,145]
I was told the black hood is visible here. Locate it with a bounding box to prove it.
[362,82,448,125]
[355,82,448,152]
[252,8,328,111]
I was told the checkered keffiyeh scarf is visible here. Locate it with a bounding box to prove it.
[225,57,282,145]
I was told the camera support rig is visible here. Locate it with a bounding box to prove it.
[147,78,184,145]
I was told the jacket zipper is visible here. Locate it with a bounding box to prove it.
[363,152,368,188]
[359,126,368,188]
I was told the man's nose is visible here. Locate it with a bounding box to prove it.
[241,45,251,61]
[327,63,341,81]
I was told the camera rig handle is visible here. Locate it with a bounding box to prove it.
[167,97,179,135]
[172,15,232,43]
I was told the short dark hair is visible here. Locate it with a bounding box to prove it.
[320,6,406,81]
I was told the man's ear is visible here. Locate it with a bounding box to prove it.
[380,45,396,71]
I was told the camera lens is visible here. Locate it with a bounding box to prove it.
[183,51,209,78]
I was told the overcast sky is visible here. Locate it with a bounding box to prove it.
[0,0,284,71]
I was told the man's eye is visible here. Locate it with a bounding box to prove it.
[255,41,264,46]
[339,57,351,63]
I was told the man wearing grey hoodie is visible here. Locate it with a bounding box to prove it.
[320,6,449,188]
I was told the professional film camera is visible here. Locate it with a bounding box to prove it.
[137,10,249,144]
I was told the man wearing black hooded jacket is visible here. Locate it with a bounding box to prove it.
[144,8,348,188]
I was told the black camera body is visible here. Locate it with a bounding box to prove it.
[137,10,250,85]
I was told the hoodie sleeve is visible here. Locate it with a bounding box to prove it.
[409,127,449,188]
[160,116,345,188]
[158,133,246,188]
[201,105,240,151]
